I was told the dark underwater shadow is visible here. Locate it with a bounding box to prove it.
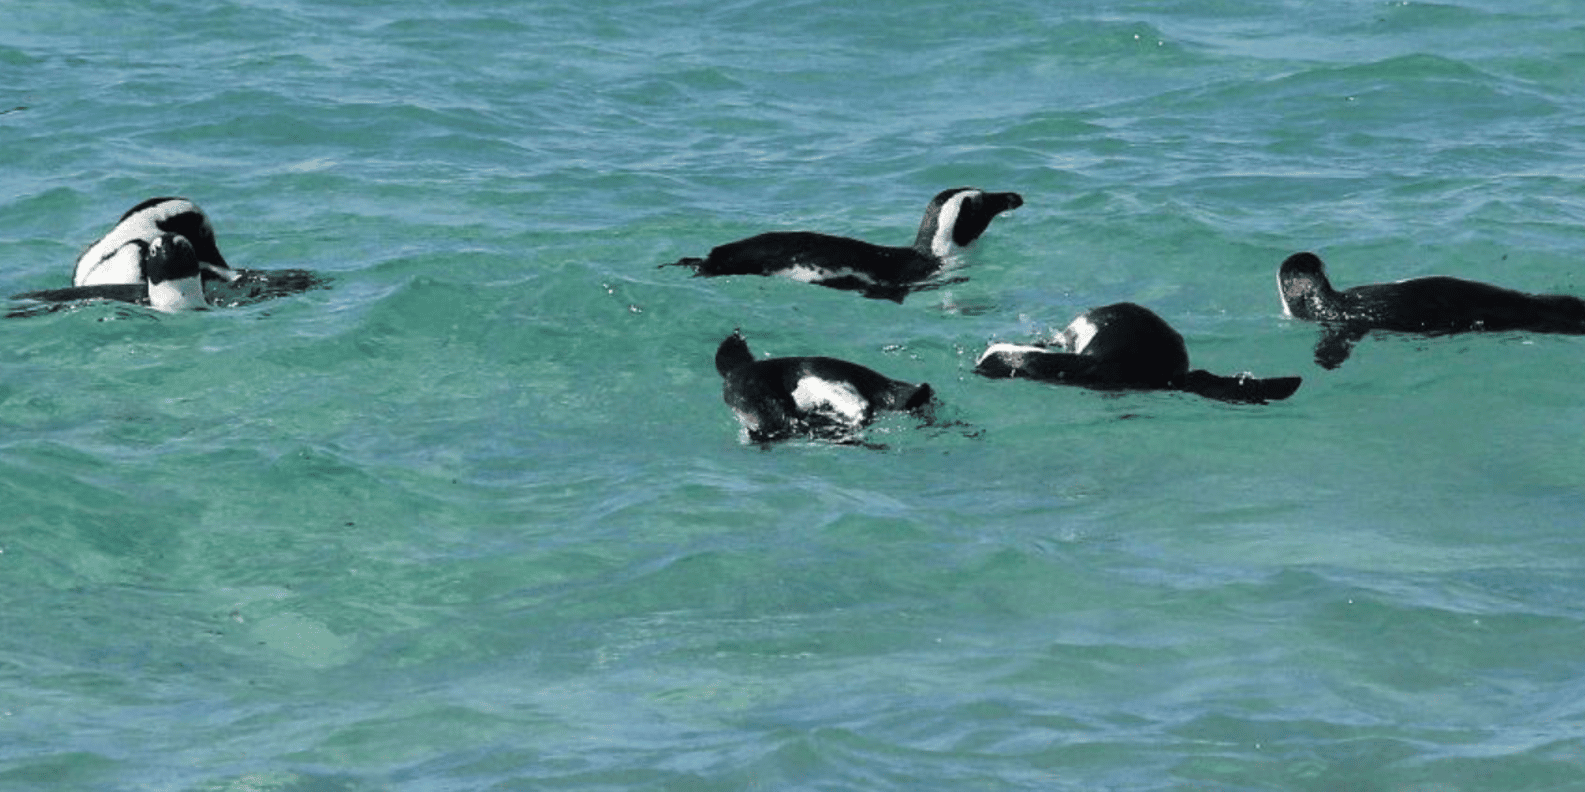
[739,401,982,452]
[203,268,334,308]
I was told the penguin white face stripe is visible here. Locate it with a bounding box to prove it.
[1062,315,1101,353]
[929,189,983,260]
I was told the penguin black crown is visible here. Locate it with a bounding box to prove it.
[666,187,1023,302]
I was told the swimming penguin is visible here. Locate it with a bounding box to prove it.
[666,188,1023,302]
[974,302,1302,404]
[715,330,935,443]
[74,197,238,287]
[1278,251,1585,368]
[13,233,209,313]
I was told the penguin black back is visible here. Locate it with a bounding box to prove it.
[1279,251,1585,367]
[715,331,934,443]
[74,197,236,287]
[975,302,1301,404]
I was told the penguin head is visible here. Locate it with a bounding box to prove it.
[143,198,238,283]
[1277,252,1337,320]
[715,330,756,377]
[915,187,1024,259]
[143,233,209,312]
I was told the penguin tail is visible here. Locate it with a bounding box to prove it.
[1181,370,1302,404]
[903,382,935,412]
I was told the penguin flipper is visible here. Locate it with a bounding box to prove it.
[660,256,706,271]
[975,348,1104,384]
[11,283,147,305]
[1314,325,1366,370]
[1181,370,1303,404]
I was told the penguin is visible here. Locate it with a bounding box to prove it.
[665,187,1023,302]
[715,331,935,443]
[13,233,209,313]
[1278,251,1585,368]
[974,302,1302,404]
[74,197,238,287]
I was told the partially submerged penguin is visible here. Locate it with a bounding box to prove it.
[666,188,1023,302]
[974,302,1302,404]
[1278,251,1585,368]
[17,196,329,313]
[715,331,935,443]
[13,233,209,314]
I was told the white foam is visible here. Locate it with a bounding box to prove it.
[730,406,762,435]
[974,343,1047,367]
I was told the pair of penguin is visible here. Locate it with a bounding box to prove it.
[13,198,235,313]
[675,188,1585,443]
[10,197,324,315]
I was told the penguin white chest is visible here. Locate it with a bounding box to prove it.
[146,275,208,312]
[791,377,868,425]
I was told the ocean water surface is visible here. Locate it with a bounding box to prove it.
[5,0,1585,789]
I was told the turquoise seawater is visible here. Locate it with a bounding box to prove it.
[6,1,1585,789]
